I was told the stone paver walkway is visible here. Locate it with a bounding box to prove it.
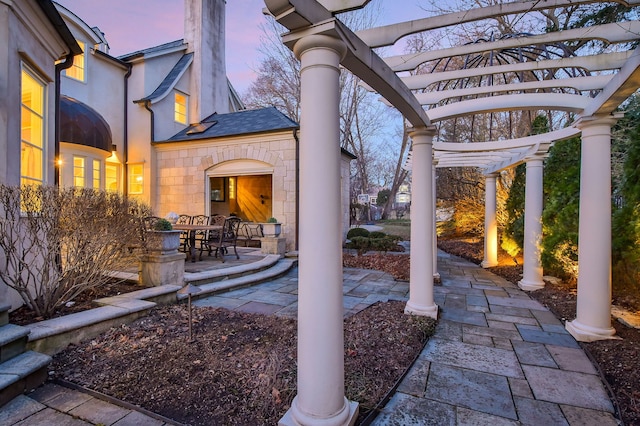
[1,250,620,425]
[372,251,619,425]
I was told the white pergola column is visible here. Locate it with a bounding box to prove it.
[518,156,545,291]
[405,127,438,319]
[432,159,440,281]
[566,115,619,342]
[481,173,499,268]
[280,34,358,426]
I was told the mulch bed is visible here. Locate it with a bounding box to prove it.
[49,300,435,425]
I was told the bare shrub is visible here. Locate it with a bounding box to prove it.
[0,185,151,318]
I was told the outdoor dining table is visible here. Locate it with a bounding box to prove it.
[172,223,223,262]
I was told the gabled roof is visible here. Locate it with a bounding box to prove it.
[160,107,299,143]
[134,53,193,104]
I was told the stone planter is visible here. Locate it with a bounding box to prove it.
[145,230,181,255]
[261,222,282,238]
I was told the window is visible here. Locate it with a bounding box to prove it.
[174,92,187,124]
[106,164,118,192]
[129,164,144,194]
[21,66,46,186]
[73,156,85,187]
[92,159,101,189]
[63,40,85,82]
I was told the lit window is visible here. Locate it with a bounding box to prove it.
[73,156,85,187]
[106,164,118,192]
[21,66,46,186]
[63,40,85,82]
[129,164,144,194]
[174,92,187,124]
[93,159,101,189]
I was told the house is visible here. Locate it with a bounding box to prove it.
[0,0,81,309]
[1,0,354,310]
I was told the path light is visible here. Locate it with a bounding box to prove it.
[177,283,201,342]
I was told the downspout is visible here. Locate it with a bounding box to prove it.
[143,100,155,143]
[294,129,299,251]
[123,63,132,195]
[54,54,75,187]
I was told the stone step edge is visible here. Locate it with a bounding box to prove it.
[0,351,51,390]
[0,324,30,348]
[183,254,282,284]
[1,304,10,327]
[180,258,297,301]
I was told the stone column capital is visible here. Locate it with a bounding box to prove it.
[408,126,437,140]
[293,34,347,61]
[574,113,623,130]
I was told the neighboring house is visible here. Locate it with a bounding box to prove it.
[1,0,355,308]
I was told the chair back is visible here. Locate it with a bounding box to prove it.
[221,217,242,244]
[209,214,226,227]
[176,214,192,225]
[192,215,208,226]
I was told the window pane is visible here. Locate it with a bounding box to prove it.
[106,164,118,192]
[174,92,187,124]
[64,41,85,82]
[73,156,85,187]
[21,66,45,185]
[93,159,101,189]
[21,143,42,181]
[129,164,143,194]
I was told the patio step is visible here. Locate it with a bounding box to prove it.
[1,304,10,327]
[184,254,284,286]
[0,324,30,363]
[183,258,297,300]
[0,350,51,407]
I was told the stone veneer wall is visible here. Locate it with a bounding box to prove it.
[154,132,298,251]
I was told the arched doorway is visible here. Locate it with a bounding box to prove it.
[206,159,274,222]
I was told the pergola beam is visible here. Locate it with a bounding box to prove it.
[356,0,640,48]
[385,21,640,72]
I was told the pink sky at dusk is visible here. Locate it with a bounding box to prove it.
[54,0,430,95]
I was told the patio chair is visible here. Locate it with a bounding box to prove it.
[237,222,263,247]
[191,214,209,247]
[199,214,226,257]
[199,216,242,262]
[176,214,192,252]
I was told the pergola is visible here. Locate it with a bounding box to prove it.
[262,1,640,424]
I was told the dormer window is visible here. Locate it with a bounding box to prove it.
[174,92,188,124]
[63,40,86,82]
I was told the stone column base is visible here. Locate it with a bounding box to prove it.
[279,397,359,426]
[260,237,286,256]
[565,319,618,342]
[404,301,439,319]
[140,252,185,287]
[481,260,498,268]
[518,279,545,291]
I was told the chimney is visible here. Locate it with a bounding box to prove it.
[184,0,229,122]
